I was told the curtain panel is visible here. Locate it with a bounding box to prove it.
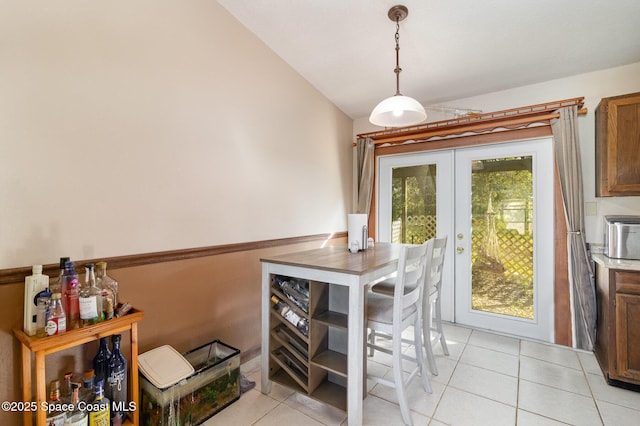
[551,106,597,351]
[356,137,375,215]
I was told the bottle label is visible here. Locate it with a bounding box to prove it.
[79,295,98,319]
[108,369,126,393]
[283,309,302,327]
[45,317,66,335]
[88,403,110,426]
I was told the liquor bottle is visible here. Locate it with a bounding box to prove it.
[88,379,110,426]
[23,264,50,336]
[107,334,127,426]
[274,276,309,313]
[50,256,70,295]
[62,372,74,401]
[35,293,51,337]
[45,293,66,336]
[93,337,111,387]
[79,264,103,326]
[271,295,309,336]
[61,261,80,329]
[95,262,118,310]
[81,369,96,403]
[64,383,88,426]
[46,379,66,426]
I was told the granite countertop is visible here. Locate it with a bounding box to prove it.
[592,253,640,271]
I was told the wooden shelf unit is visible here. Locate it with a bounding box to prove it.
[267,275,348,411]
[13,308,144,426]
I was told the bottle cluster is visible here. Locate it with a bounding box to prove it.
[271,275,310,336]
[23,257,127,338]
[45,334,129,426]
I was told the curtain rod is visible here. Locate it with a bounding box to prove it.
[354,97,586,146]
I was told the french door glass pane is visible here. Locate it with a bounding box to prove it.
[470,156,534,319]
[391,165,437,244]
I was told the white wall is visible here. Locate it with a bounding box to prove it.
[355,61,640,243]
[0,1,354,269]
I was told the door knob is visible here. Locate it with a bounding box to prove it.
[457,246,464,254]
[457,233,464,240]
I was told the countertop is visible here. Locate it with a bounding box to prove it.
[592,253,640,271]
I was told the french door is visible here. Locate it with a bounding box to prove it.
[377,138,555,342]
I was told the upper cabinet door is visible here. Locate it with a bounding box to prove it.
[596,92,640,196]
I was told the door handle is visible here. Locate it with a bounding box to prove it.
[457,246,464,254]
[457,233,464,240]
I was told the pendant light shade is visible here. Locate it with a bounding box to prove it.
[369,5,426,128]
[369,94,427,128]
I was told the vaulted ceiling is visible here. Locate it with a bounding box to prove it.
[217,0,640,120]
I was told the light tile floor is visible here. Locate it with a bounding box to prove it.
[203,323,640,425]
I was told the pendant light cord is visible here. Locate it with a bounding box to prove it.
[394,17,402,96]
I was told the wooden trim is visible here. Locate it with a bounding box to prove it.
[356,97,585,146]
[554,162,572,347]
[0,232,347,286]
[374,126,551,157]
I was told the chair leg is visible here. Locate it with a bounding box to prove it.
[423,302,438,376]
[414,316,432,394]
[434,298,449,356]
[368,329,376,357]
[392,332,413,426]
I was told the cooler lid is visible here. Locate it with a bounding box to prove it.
[138,345,195,389]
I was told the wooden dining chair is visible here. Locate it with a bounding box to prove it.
[369,236,449,375]
[366,239,434,426]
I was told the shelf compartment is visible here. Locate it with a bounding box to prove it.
[271,275,310,315]
[13,308,144,355]
[270,348,309,391]
[271,324,309,360]
[270,308,309,342]
[309,380,347,412]
[269,368,307,395]
[313,310,348,329]
[311,350,348,377]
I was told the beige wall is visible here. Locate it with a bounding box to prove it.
[354,61,640,243]
[0,2,353,424]
[0,1,354,270]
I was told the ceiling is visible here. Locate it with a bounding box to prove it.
[217,0,640,121]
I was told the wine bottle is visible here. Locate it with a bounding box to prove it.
[61,261,80,329]
[92,337,111,387]
[50,256,70,296]
[95,262,118,314]
[79,264,103,326]
[107,334,127,426]
[271,295,309,336]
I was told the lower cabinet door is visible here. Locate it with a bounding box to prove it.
[615,292,640,382]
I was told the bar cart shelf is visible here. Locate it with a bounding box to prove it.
[13,308,144,426]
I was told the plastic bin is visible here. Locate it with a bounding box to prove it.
[140,340,241,426]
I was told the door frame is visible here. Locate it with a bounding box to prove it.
[377,150,455,322]
[454,138,555,342]
[370,127,571,345]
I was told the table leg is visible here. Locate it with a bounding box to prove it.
[347,282,364,425]
[35,351,46,426]
[20,343,32,426]
[261,263,272,394]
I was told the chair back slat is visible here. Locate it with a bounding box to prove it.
[395,239,434,323]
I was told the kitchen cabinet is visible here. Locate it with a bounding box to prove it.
[13,308,144,425]
[594,256,640,390]
[595,92,640,196]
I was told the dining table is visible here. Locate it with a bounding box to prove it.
[260,242,402,425]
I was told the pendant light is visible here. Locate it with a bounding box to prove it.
[369,5,427,128]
